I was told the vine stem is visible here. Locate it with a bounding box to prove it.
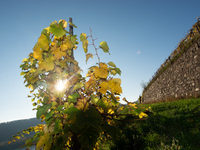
[89,28,101,64]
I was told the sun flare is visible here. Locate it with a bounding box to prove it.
[55,79,68,91]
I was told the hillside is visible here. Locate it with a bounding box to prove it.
[0,118,44,150]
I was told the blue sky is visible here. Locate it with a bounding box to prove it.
[0,0,200,123]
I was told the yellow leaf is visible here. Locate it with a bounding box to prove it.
[110,69,117,75]
[93,64,108,79]
[22,58,28,63]
[73,45,77,50]
[85,75,96,90]
[99,63,108,69]
[38,61,46,70]
[108,78,122,94]
[8,141,11,144]
[99,81,108,95]
[86,53,93,63]
[63,21,67,28]
[112,78,121,85]
[59,19,67,28]
[129,103,137,109]
[118,106,124,111]
[57,59,67,68]
[52,47,66,59]
[44,27,50,33]
[33,46,43,60]
[36,135,46,150]
[108,109,114,114]
[54,67,62,74]
[82,40,89,53]
[139,112,148,119]
[28,84,33,90]
[38,34,49,51]
[38,56,55,71]
[62,37,73,50]
[20,72,25,76]
[93,66,100,78]
[76,98,89,112]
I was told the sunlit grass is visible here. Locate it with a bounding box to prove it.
[98,98,200,150]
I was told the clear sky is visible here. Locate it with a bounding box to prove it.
[0,0,200,123]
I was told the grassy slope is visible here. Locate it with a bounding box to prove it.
[100,98,200,150]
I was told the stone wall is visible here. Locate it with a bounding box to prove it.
[142,38,200,103]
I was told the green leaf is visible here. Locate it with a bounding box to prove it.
[70,35,77,45]
[78,125,101,150]
[51,102,57,107]
[41,29,47,35]
[69,21,77,28]
[108,61,116,67]
[114,67,121,76]
[57,105,64,111]
[91,95,99,104]
[45,110,54,122]
[64,107,80,120]
[49,23,66,39]
[72,82,84,91]
[99,41,109,53]
[68,93,79,103]
[36,103,52,119]
[102,123,120,140]
[75,107,102,129]
[43,96,49,104]
[54,119,61,133]
[57,40,61,46]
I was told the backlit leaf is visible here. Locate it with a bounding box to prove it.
[38,34,49,51]
[33,46,43,60]
[49,22,66,39]
[52,47,66,60]
[38,56,55,71]
[72,82,84,91]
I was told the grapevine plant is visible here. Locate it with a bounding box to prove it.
[8,19,150,150]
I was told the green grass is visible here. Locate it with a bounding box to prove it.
[98,98,200,150]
